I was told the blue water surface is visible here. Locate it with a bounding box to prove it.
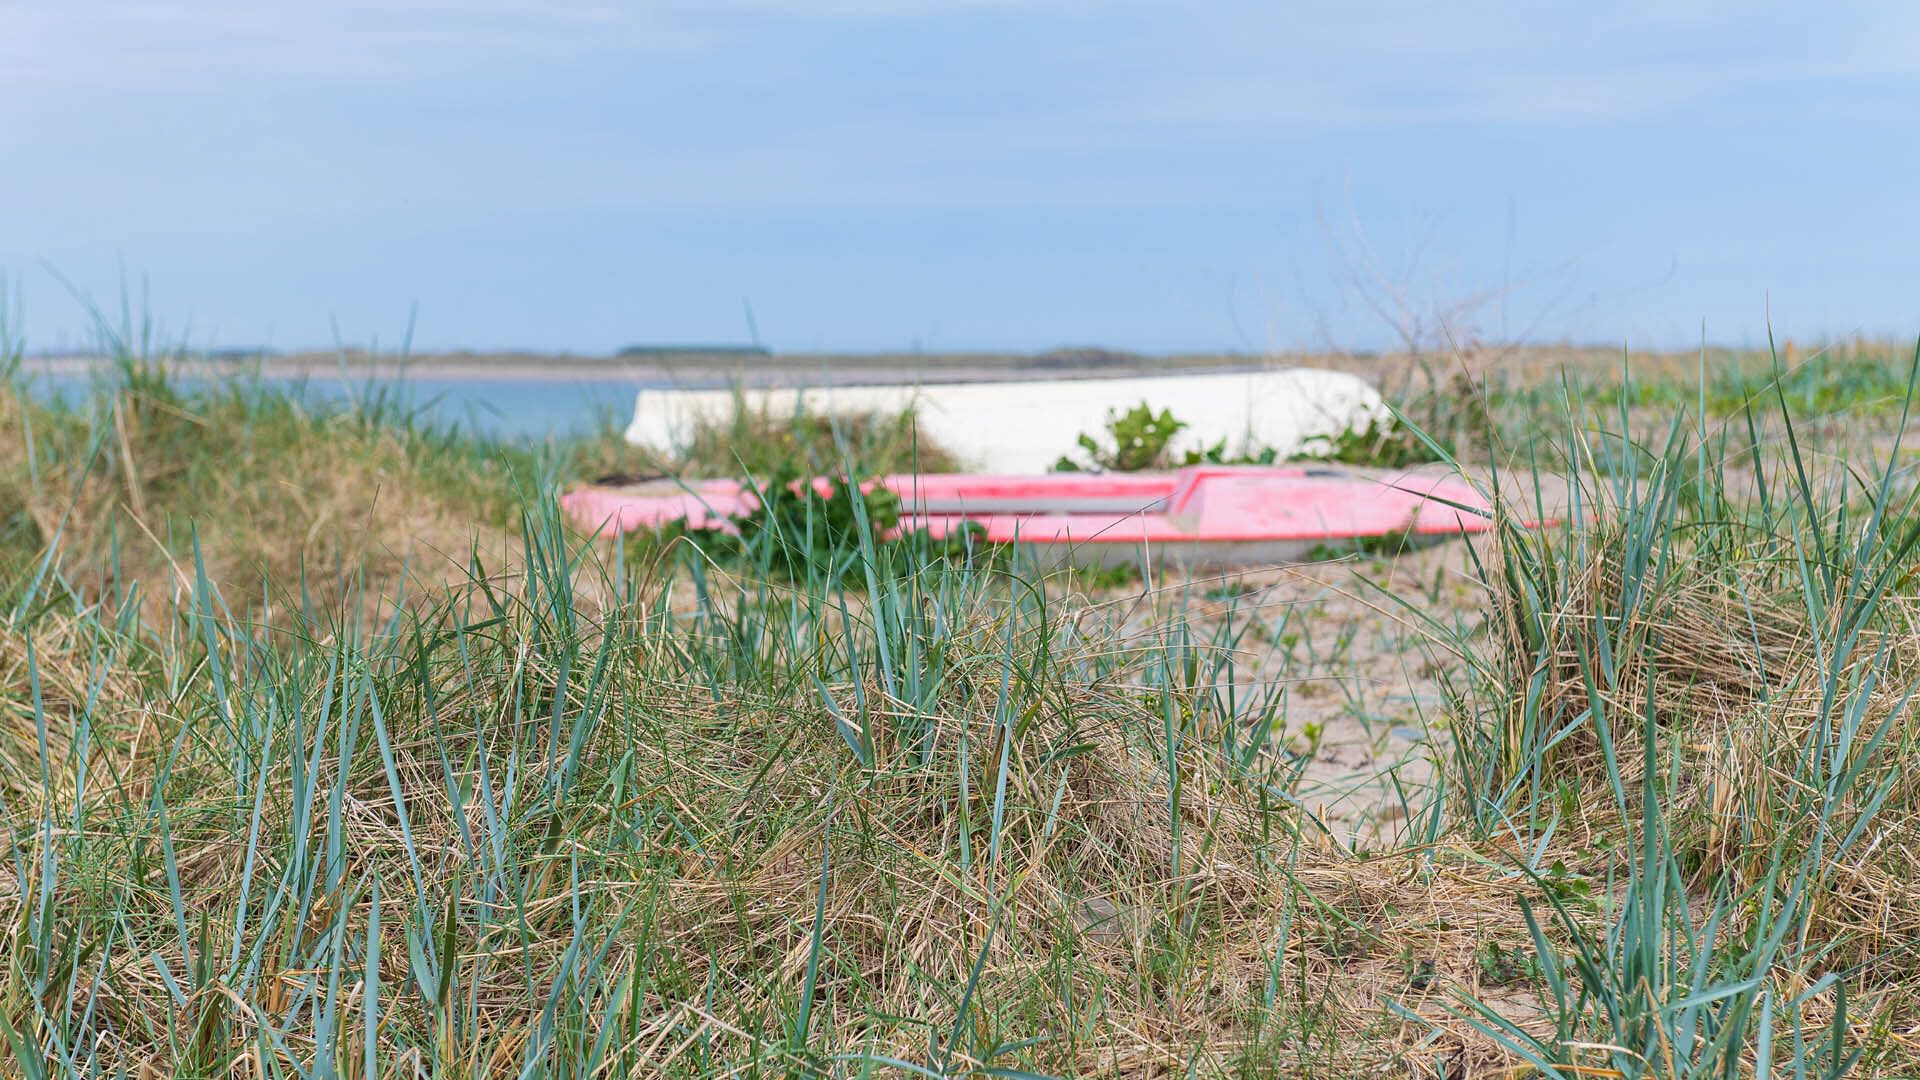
[22,370,657,441]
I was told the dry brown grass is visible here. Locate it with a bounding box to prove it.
[1458,442,1920,1070]
[0,566,1585,1077]
[0,607,145,814]
[0,379,520,622]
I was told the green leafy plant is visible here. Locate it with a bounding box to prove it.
[1183,438,1279,466]
[731,468,985,584]
[1305,415,1439,466]
[1054,401,1189,472]
[1056,393,1454,474]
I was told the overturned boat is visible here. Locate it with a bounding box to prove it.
[562,465,1494,570]
[624,368,1389,474]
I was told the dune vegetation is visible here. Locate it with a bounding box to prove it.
[5,318,1920,1077]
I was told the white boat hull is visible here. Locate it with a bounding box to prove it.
[623,368,1389,474]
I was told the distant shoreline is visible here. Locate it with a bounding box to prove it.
[19,350,1281,387]
[17,342,1877,389]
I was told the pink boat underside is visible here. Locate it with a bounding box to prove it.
[561,466,1496,569]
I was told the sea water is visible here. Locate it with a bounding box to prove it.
[19,370,662,440]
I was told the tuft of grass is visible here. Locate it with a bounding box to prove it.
[1404,341,1920,1077]
[2,351,530,621]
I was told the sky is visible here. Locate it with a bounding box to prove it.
[3,1,1918,355]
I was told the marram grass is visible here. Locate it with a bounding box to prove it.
[4,337,1920,1077]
